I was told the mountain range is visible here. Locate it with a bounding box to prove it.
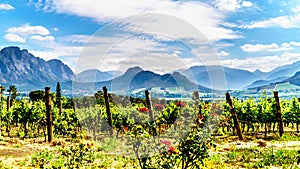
[0,46,74,90]
[1,46,300,93]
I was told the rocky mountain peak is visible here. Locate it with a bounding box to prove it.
[0,46,75,90]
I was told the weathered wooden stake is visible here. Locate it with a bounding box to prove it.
[6,96,10,111]
[103,86,113,137]
[0,88,2,138]
[145,90,154,122]
[59,100,62,115]
[45,87,53,142]
[193,90,200,113]
[225,92,244,141]
[72,99,76,112]
[6,96,11,137]
[0,87,2,101]
[273,91,284,137]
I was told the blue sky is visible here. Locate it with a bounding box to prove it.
[1,0,300,74]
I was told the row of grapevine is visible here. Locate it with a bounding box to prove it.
[1,86,300,141]
[222,92,300,138]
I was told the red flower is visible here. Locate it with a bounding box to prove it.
[168,146,176,153]
[123,126,129,132]
[197,112,203,120]
[138,107,148,113]
[176,101,186,107]
[203,104,209,109]
[154,104,164,111]
[161,139,171,146]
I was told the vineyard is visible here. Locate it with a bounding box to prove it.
[0,85,300,168]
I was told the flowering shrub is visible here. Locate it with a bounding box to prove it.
[160,139,171,146]
[138,107,149,113]
[154,104,164,111]
[122,100,218,169]
[176,101,186,107]
[168,146,177,154]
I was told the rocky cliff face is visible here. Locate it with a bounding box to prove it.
[0,46,74,89]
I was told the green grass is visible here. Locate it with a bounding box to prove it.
[206,147,300,169]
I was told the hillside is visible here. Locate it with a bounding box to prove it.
[179,65,260,89]
[91,67,210,94]
[2,46,300,93]
[0,46,74,90]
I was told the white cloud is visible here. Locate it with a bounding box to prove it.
[4,24,53,43]
[4,33,26,43]
[222,52,300,72]
[217,50,230,57]
[245,15,300,29]
[241,41,300,52]
[241,1,252,7]
[241,43,290,52]
[29,46,83,70]
[213,0,252,12]
[244,6,300,29]
[289,41,300,46]
[6,24,50,36]
[0,3,14,10]
[292,6,300,13]
[33,0,240,41]
[58,35,91,44]
[30,46,83,60]
[30,35,55,41]
[73,35,216,74]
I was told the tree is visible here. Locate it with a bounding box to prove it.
[0,86,5,101]
[7,85,18,101]
[94,90,105,105]
[0,86,5,94]
[29,90,45,102]
[56,82,63,114]
[56,82,61,106]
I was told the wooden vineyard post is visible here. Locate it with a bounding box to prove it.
[103,86,113,137]
[58,100,62,115]
[0,86,2,101]
[145,90,154,122]
[225,92,244,141]
[297,98,300,132]
[45,87,53,142]
[193,90,200,113]
[273,91,284,137]
[0,89,1,138]
[6,96,10,111]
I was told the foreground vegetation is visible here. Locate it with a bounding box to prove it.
[1,85,300,168]
[1,131,300,168]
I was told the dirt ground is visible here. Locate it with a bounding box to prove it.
[0,135,300,168]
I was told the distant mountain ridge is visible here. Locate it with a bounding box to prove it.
[1,46,300,92]
[179,65,260,89]
[246,60,300,89]
[90,67,210,93]
[76,69,114,82]
[284,71,300,85]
